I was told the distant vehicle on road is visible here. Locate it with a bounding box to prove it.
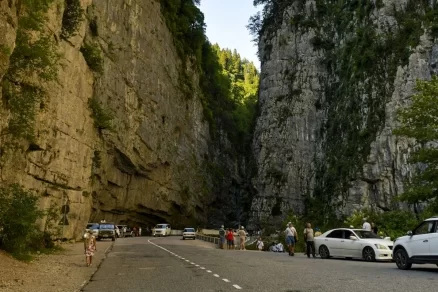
[182,228,196,240]
[153,224,171,237]
[315,228,393,262]
[97,223,116,241]
[84,222,99,238]
[393,216,438,270]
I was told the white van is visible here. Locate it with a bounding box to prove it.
[153,224,171,237]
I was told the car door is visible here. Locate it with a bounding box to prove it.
[324,230,344,257]
[427,220,438,257]
[407,221,434,257]
[342,230,361,258]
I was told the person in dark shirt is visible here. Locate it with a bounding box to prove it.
[371,222,378,234]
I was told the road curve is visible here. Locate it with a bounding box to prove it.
[82,236,438,292]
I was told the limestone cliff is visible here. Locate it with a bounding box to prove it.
[251,0,438,224]
[0,0,225,239]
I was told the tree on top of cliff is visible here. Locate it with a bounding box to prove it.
[395,76,438,212]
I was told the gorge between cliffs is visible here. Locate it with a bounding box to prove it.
[0,0,437,240]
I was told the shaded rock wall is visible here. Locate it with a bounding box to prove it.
[251,0,436,223]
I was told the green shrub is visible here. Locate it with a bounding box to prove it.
[80,43,104,73]
[61,0,84,39]
[88,97,114,130]
[0,184,43,255]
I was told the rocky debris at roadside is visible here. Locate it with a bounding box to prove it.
[0,240,113,292]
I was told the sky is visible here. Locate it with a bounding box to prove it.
[200,0,262,68]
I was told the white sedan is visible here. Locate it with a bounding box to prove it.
[182,227,196,240]
[315,228,393,261]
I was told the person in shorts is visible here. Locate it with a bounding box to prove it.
[226,228,234,250]
[285,223,297,256]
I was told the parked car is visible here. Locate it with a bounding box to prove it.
[153,224,171,237]
[97,223,116,241]
[84,222,99,238]
[315,228,393,262]
[393,216,438,270]
[182,228,196,240]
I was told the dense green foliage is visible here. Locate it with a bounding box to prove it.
[160,0,259,151]
[88,97,114,131]
[250,0,438,221]
[80,43,104,73]
[394,77,438,213]
[0,185,45,257]
[61,0,84,39]
[1,0,59,141]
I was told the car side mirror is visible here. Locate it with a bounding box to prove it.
[407,231,413,236]
[349,236,358,240]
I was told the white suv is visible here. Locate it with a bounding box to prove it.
[393,216,438,270]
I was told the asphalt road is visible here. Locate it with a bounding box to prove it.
[82,236,438,292]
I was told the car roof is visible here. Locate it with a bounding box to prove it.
[184,227,195,229]
[425,216,438,221]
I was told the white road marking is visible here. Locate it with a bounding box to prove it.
[148,239,242,290]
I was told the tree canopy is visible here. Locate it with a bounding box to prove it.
[394,76,438,212]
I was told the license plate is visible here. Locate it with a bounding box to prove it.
[103,235,108,237]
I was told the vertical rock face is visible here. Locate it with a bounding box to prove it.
[87,0,211,226]
[251,0,437,223]
[0,0,215,239]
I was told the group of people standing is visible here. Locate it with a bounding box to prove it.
[219,225,248,250]
[284,222,321,257]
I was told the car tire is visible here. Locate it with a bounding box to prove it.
[319,245,330,259]
[183,237,185,240]
[395,249,412,270]
[112,237,115,241]
[363,247,376,262]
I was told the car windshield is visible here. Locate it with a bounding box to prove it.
[354,230,381,239]
[100,224,114,229]
[156,224,167,229]
[184,228,195,232]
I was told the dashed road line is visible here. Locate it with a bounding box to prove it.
[148,239,243,290]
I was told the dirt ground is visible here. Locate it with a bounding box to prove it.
[0,240,113,292]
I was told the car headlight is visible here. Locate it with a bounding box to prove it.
[374,244,389,250]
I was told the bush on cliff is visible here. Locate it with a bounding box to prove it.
[0,184,57,259]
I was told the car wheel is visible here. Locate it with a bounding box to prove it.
[362,247,376,262]
[183,237,185,240]
[319,245,330,259]
[112,237,115,242]
[395,249,412,270]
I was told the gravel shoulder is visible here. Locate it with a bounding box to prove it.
[0,240,113,292]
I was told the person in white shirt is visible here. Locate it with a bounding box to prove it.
[362,218,371,231]
[284,223,297,256]
[256,237,264,251]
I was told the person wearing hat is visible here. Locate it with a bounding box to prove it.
[219,225,226,249]
[84,230,97,267]
[238,226,246,250]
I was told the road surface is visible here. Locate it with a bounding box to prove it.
[82,236,438,292]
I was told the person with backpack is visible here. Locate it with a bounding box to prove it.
[285,223,297,256]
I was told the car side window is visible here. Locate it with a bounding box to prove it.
[414,221,434,235]
[343,230,353,239]
[326,230,343,238]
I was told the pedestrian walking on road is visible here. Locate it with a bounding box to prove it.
[303,223,316,258]
[238,226,246,250]
[285,223,296,256]
[226,228,234,250]
[219,225,226,249]
[84,230,97,267]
